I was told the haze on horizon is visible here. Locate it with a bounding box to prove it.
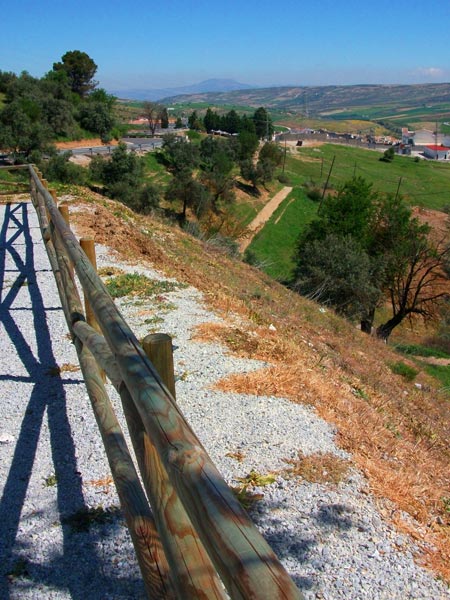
[1,0,449,92]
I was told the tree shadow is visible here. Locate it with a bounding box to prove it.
[235,180,261,197]
[0,203,144,598]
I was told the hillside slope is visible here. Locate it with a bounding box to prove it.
[68,188,450,582]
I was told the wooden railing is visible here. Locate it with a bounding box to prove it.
[8,164,303,599]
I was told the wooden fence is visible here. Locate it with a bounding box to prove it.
[4,164,303,599]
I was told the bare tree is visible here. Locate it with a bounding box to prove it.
[142,101,162,135]
[376,233,450,341]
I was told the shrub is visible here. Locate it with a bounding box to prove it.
[42,152,86,184]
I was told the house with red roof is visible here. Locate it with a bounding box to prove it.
[423,145,449,160]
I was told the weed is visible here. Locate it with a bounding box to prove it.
[105,273,184,299]
[144,315,164,326]
[385,421,402,439]
[388,361,418,382]
[231,469,276,510]
[442,497,450,514]
[352,386,369,401]
[63,505,122,532]
[43,474,58,487]
[283,451,350,485]
[237,470,276,487]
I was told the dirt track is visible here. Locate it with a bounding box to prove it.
[239,186,292,252]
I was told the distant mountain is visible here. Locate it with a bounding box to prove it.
[111,79,255,101]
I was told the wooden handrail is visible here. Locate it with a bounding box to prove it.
[26,164,303,600]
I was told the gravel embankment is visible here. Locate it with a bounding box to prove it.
[1,201,449,599]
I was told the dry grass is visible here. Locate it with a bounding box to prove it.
[68,189,450,581]
[283,451,350,485]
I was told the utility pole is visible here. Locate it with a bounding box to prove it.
[395,176,403,201]
[319,155,335,211]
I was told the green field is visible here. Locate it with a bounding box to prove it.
[246,143,450,281]
[288,144,450,210]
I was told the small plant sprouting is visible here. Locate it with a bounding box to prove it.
[231,469,276,510]
[43,474,58,487]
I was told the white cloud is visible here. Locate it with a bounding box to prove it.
[416,67,445,79]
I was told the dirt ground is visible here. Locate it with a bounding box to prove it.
[55,138,119,150]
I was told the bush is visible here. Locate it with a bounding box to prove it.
[42,152,86,184]
[379,146,395,162]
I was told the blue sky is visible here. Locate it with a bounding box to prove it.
[1,0,449,91]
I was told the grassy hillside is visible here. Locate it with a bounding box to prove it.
[61,186,450,581]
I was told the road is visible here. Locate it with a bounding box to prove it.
[67,137,163,156]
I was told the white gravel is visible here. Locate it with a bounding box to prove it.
[1,201,449,599]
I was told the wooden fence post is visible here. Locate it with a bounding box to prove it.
[142,333,176,400]
[80,237,105,382]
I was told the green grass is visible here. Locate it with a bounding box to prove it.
[388,361,419,381]
[246,187,318,280]
[424,364,450,391]
[394,343,450,360]
[142,152,171,185]
[291,144,450,211]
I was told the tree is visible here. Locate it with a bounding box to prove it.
[165,171,211,221]
[188,110,203,131]
[204,107,220,133]
[375,227,450,340]
[143,101,162,135]
[240,159,260,191]
[78,99,115,140]
[175,117,183,129]
[253,107,273,140]
[237,129,259,161]
[162,134,200,174]
[53,50,97,97]
[294,234,380,320]
[160,107,169,129]
[200,137,235,211]
[293,177,450,341]
[259,142,283,166]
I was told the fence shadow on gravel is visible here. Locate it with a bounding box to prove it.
[2,165,304,600]
[0,202,145,599]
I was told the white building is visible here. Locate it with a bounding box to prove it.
[402,128,444,146]
[423,145,449,160]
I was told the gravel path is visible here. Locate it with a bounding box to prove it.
[1,201,449,599]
